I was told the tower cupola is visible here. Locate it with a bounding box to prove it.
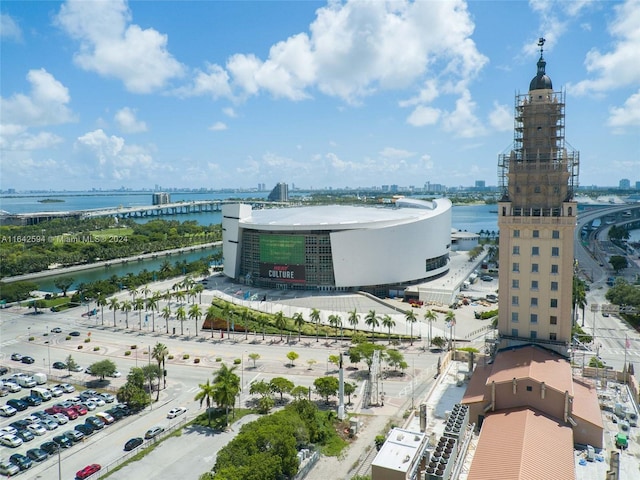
[529,37,552,91]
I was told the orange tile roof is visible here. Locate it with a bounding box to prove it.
[571,377,604,429]
[462,363,492,404]
[487,346,573,395]
[467,407,575,480]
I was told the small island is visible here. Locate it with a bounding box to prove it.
[38,198,65,203]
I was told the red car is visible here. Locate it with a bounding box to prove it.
[72,404,88,416]
[63,408,79,420]
[44,405,65,415]
[76,463,101,479]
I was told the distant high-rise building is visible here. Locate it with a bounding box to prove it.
[497,41,579,356]
[152,192,171,205]
[635,181,640,190]
[475,180,486,189]
[268,182,288,202]
[619,178,631,189]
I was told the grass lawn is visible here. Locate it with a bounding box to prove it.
[90,227,135,238]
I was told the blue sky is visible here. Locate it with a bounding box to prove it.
[1,0,638,192]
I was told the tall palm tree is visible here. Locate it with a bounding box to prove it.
[161,306,172,334]
[213,364,240,427]
[206,304,217,338]
[348,309,360,332]
[193,283,205,304]
[221,303,232,339]
[141,285,152,303]
[120,300,132,329]
[257,314,268,340]
[194,379,216,426]
[174,290,186,306]
[292,312,305,342]
[274,311,287,341]
[97,294,107,326]
[108,298,119,327]
[152,342,169,390]
[573,275,588,326]
[404,310,417,346]
[241,308,249,340]
[364,310,379,341]
[188,304,202,337]
[310,308,321,342]
[176,306,187,335]
[381,314,396,344]
[147,293,160,332]
[328,314,342,339]
[424,310,438,347]
[134,297,145,330]
[445,310,456,351]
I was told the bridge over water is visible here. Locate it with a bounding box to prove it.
[0,200,285,226]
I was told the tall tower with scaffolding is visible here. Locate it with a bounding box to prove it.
[496,39,579,356]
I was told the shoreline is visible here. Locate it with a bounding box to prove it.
[0,241,221,284]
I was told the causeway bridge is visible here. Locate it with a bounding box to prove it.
[0,200,285,226]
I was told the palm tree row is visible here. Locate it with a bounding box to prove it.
[194,363,240,427]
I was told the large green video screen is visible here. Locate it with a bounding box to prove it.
[259,235,305,264]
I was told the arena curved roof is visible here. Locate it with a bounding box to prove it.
[239,198,451,231]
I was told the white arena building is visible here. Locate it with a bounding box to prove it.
[222,198,452,295]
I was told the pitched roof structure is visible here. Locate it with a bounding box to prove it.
[467,407,575,480]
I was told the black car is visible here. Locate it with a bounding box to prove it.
[9,453,32,471]
[21,395,42,407]
[21,356,35,364]
[52,435,72,449]
[26,448,48,462]
[40,441,60,455]
[106,408,125,420]
[69,331,81,337]
[7,399,29,411]
[113,404,132,416]
[85,416,104,431]
[15,429,35,443]
[9,420,30,431]
[0,366,8,375]
[124,437,144,451]
[74,424,93,437]
[52,361,67,370]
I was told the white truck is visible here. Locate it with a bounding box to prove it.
[16,376,36,388]
[32,373,47,385]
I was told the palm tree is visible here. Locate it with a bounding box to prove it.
[134,297,145,330]
[257,314,268,340]
[97,294,107,326]
[120,300,132,329]
[573,275,588,326]
[188,303,202,336]
[161,306,172,334]
[241,309,249,340]
[274,311,287,341]
[213,364,240,427]
[193,283,205,304]
[348,309,360,332]
[152,342,169,390]
[424,310,438,347]
[365,310,380,341]
[206,304,217,338]
[108,298,119,327]
[147,292,161,332]
[405,310,417,346]
[174,290,186,306]
[310,308,321,342]
[194,379,216,426]
[445,310,456,350]
[381,314,396,344]
[292,312,305,342]
[176,306,187,335]
[328,314,342,340]
[221,303,232,340]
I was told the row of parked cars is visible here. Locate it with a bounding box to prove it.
[0,380,86,418]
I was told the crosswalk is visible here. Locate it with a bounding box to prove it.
[599,348,640,358]
[0,339,19,348]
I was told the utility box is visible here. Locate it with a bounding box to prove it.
[587,445,595,461]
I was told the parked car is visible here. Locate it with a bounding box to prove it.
[144,426,165,439]
[57,383,75,393]
[481,274,493,281]
[0,434,23,447]
[52,413,69,425]
[21,356,35,364]
[10,353,22,361]
[27,423,47,436]
[52,361,67,370]
[0,404,17,417]
[7,398,29,411]
[40,441,60,455]
[41,419,58,431]
[49,386,64,397]
[124,437,144,451]
[69,331,81,337]
[0,387,9,397]
[9,420,30,431]
[85,416,104,431]
[76,464,101,480]
[0,460,19,476]
[0,426,17,436]
[70,364,83,372]
[74,424,93,437]
[90,397,105,407]
[167,407,187,419]
[50,327,62,333]
[95,411,115,425]
[15,429,35,443]
[98,392,115,403]
[0,366,8,375]
[9,453,32,471]
[72,404,88,416]
[106,408,125,420]
[63,429,85,443]
[52,434,73,449]
[82,400,97,411]
[3,381,21,393]
[108,370,122,378]
[21,394,42,407]
[26,447,48,462]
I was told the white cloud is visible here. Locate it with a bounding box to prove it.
[174,63,232,99]
[75,129,153,180]
[209,122,227,131]
[114,107,147,133]
[0,69,76,127]
[608,90,640,128]
[488,102,513,132]
[223,107,237,118]
[406,105,441,127]
[441,90,486,138]
[1,13,22,41]
[55,0,184,94]
[379,147,414,160]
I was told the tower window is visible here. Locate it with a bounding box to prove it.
[550,333,557,341]
[513,246,520,255]
[514,230,520,238]
[550,316,557,325]
[513,263,520,273]
[533,230,540,238]
[512,296,519,306]
[550,299,558,308]
[551,281,558,291]
[552,230,560,239]
[551,265,559,274]
[512,328,519,337]
[526,385,533,392]
[531,280,538,290]
[531,314,538,324]
[532,246,539,256]
[531,298,538,307]
[512,279,520,289]
[531,330,537,339]
[532,264,539,273]
[552,247,559,257]
[512,312,519,323]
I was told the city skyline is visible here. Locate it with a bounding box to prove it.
[1,0,638,192]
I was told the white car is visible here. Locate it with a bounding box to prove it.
[49,386,64,397]
[108,370,122,378]
[82,400,97,411]
[0,405,17,417]
[3,382,21,393]
[90,397,105,407]
[0,426,17,436]
[27,423,47,436]
[52,413,69,425]
[167,407,187,419]
[0,434,23,447]
[57,383,75,393]
[98,392,115,403]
